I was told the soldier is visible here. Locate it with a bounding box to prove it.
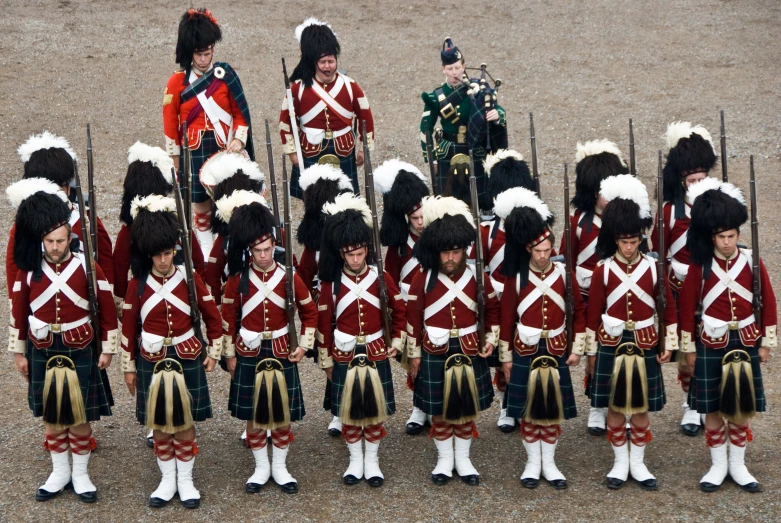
[585,174,678,490]
[7,179,117,502]
[419,38,507,208]
[373,159,430,435]
[562,139,630,436]
[315,194,406,487]
[679,179,776,492]
[406,196,500,486]
[120,195,223,509]
[280,18,374,198]
[163,8,254,257]
[219,192,317,494]
[651,122,717,437]
[498,187,587,489]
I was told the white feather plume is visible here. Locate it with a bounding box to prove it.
[130,194,177,219]
[493,187,551,221]
[299,164,352,192]
[483,149,524,175]
[599,174,651,219]
[127,141,174,183]
[687,177,745,206]
[199,152,264,189]
[214,190,268,223]
[574,139,626,165]
[295,18,334,43]
[17,131,77,162]
[6,177,68,208]
[421,195,475,229]
[665,121,716,152]
[322,193,372,226]
[373,159,426,195]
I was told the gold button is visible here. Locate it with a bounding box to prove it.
[628,301,632,306]
[627,292,633,297]
[361,322,365,326]
[265,299,269,304]
[732,298,736,303]
[169,321,173,326]
[543,308,547,313]
[628,311,633,316]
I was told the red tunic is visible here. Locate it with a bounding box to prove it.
[205,234,227,305]
[650,201,692,291]
[295,247,320,301]
[384,231,421,301]
[480,218,507,295]
[560,210,601,296]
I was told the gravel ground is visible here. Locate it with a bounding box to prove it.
[1,0,780,521]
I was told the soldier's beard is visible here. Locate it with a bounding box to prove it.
[440,256,466,276]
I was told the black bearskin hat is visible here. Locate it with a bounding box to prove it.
[413,196,476,272]
[120,142,175,226]
[18,131,77,188]
[221,191,277,276]
[662,121,717,215]
[298,164,353,250]
[571,139,629,214]
[318,194,373,284]
[483,149,534,208]
[290,18,340,88]
[7,178,72,273]
[129,195,180,278]
[686,178,747,267]
[441,37,463,65]
[374,159,429,249]
[596,175,653,258]
[498,188,555,286]
[200,152,265,235]
[176,8,222,72]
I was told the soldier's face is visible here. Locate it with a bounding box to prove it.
[251,238,276,270]
[684,172,707,189]
[341,246,367,272]
[315,55,337,83]
[152,248,175,275]
[713,229,739,258]
[616,237,641,260]
[192,47,214,72]
[596,194,609,212]
[442,61,465,86]
[439,248,465,275]
[409,208,424,234]
[42,226,70,263]
[527,239,552,270]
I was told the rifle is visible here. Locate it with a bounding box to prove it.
[171,167,208,350]
[362,121,392,349]
[563,163,574,354]
[182,122,192,234]
[425,129,438,193]
[656,150,667,353]
[73,162,102,355]
[629,119,636,176]
[749,155,762,330]
[264,119,281,241]
[282,58,306,171]
[281,153,300,351]
[720,110,729,182]
[86,124,98,263]
[529,112,541,197]
[468,150,487,354]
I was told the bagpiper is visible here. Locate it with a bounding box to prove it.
[585,174,678,490]
[498,187,587,489]
[315,193,406,487]
[679,178,776,492]
[651,122,717,436]
[120,195,223,508]
[280,18,374,198]
[163,8,254,257]
[8,178,118,502]
[562,139,630,436]
[406,196,500,486]
[219,191,317,494]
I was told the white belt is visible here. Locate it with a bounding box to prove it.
[670,259,690,282]
[300,125,351,146]
[701,314,755,339]
[601,315,655,337]
[576,266,593,290]
[400,282,411,302]
[489,274,505,295]
[141,328,195,354]
[29,315,90,340]
[426,324,478,346]
[240,325,290,349]
[516,323,565,346]
[334,329,383,353]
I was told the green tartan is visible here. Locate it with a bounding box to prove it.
[505,342,577,420]
[590,332,666,412]
[180,131,221,204]
[289,142,360,200]
[694,333,765,415]
[134,346,212,425]
[413,337,494,416]
[330,346,395,419]
[27,338,111,422]
[228,340,305,422]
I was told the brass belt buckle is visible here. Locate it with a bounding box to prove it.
[262,331,273,340]
[163,337,173,346]
[450,328,459,338]
[440,103,455,120]
[728,321,739,331]
[50,324,62,333]
[357,334,366,344]
[625,320,636,330]
[324,129,334,140]
[540,330,549,339]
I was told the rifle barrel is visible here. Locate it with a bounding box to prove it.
[529,112,540,197]
[720,110,728,182]
[468,150,486,352]
[264,119,281,239]
[629,119,636,176]
[749,155,762,327]
[281,153,299,350]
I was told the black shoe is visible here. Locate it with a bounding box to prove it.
[460,474,480,486]
[245,482,264,494]
[149,496,170,508]
[406,422,425,435]
[367,476,384,488]
[431,473,450,486]
[76,490,97,503]
[146,436,154,449]
[498,423,516,434]
[343,475,360,486]
[35,482,71,502]
[181,498,201,509]
[681,424,701,437]
[546,478,568,490]
[606,477,625,489]
[735,481,761,493]
[278,482,298,494]
[700,481,722,493]
[588,427,606,436]
[634,477,657,491]
[521,478,539,489]
[328,428,342,438]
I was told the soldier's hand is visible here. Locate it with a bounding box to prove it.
[408,357,421,382]
[124,372,136,396]
[759,347,771,363]
[566,353,581,367]
[14,353,29,383]
[586,355,596,376]
[288,153,298,167]
[481,343,494,358]
[288,347,306,363]
[685,352,696,369]
[356,149,364,167]
[227,139,243,153]
[225,357,237,379]
[486,109,500,122]
[204,357,217,372]
[387,346,398,359]
[501,361,512,384]
[98,353,113,370]
[657,350,672,364]
[323,366,333,380]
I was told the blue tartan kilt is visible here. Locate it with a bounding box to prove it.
[180,130,222,204]
[413,338,495,416]
[135,347,212,425]
[694,332,765,415]
[590,331,666,412]
[289,141,360,200]
[228,340,305,422]
[27,337,111,422]
[506,342,577,420]
[330,346,395,419]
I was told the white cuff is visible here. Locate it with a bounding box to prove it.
[102,329,119,354]
[234,125,248,146]
[318,347,333,369]
[222,335,236,358]
[121,351,136,373]
[300,327,316,350]
[571,332,586,356]
[486,325,500,348]
[165,135,180,156]
[665,324,679,351]
[8,327,25,353]
[585,328,598,356]
[207,336,223,360]
[498,340,512,363]
[762,325,777,348]
[680,331,696,353]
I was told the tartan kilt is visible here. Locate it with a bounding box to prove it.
[330,345,395,419]
[289,141,359,200]
[27,337,111,422]
[590,331,666,412]
[134,346,212,425]
[180,130,222,204]
[433,143,488,210]
[228,341,305,422]
[322,378,332,411]
[413,337,494,416]
[694,333,765,415]
[505,343,577,420]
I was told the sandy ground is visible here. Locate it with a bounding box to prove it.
[1,0,780,521]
